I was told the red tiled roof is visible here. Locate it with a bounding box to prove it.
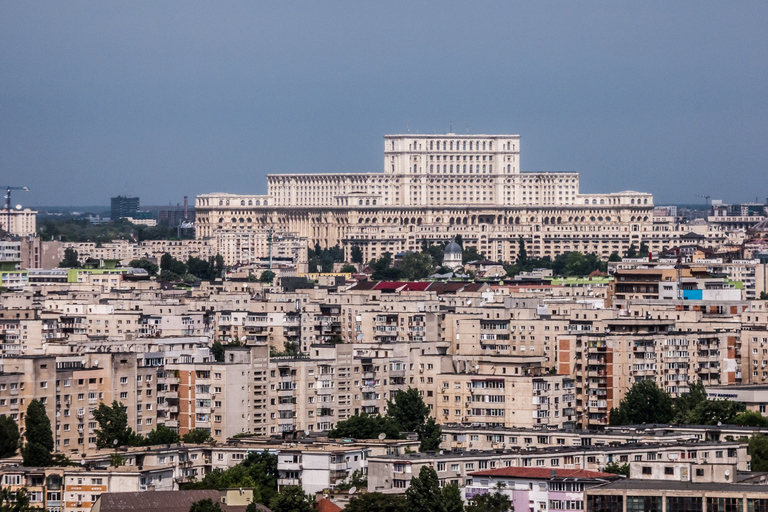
[468,467,617,479]
[402,282,431,291]
[374,281,407,290]
[315,498,343,512]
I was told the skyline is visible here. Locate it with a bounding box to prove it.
[2,2,767,207]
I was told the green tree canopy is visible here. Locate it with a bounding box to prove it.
[340,263,357,273]
[405,466,445,512]
[1,487,32,512]
[22,399,54,466]
[93,401,143,448]
[259,270,275,283]
[350,246,364,265]
[672,381,708,423]
[146,424,180,445]
[441,483,464,512]
[388,388,429,433]
[417,417,442,452]
[59,248,80,268]
[189,499,222,512]
[750,434,768,472]
[129,259,159,276]
[345,493,406,512]
[0,416,20,459]
[398,252,435,280]
[731,411,768,427]
[327,413,402,440]
[269,486,313,512]
[182,429,214,444]
[684,399,745,425]
[602,462,630,477]
[609,379,674,425]
[465,483,512,512]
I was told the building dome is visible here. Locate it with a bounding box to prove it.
[444,240,462,255]
[442,239,463,270]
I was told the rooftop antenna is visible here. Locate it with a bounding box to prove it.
[466,123,469,134]
[407,121,410,133]
[449,121,453,133]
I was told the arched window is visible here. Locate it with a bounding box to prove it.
[429,141,433,150]
[240,200,245,206]
[600,199,604,205]
[430,164,433,172]
[359,200,363,205]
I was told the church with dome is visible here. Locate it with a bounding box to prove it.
[442,239,464,271]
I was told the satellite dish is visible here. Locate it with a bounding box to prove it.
[378,432,386,440]
[348,487,357,495]
[15,204,22,210]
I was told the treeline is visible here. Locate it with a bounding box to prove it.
[39,218,189,243]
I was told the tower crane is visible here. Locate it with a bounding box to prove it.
[696,194,711,208]
[3,186,30,238]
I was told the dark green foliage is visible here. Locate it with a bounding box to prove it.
[270,342,301,358]
[420,241,448,268]
[0,416,20,459]
[259,270,275,283]
[462,245,484,265]
[308,244,345,273]
[639,242,650,257]
[625,243,638,258]
[327,413,402,440]
[187,257,213,280]
[345,493,406,512]
[1,487,32,512]
[340,263,357,273]
[269,486,313,512]
[212,340,225,362]
[336,469,367,491]
[672,381,708,423]
[189,499,222,512]
[129,259,158,276]
[684,400,745,425]
[602,462,630,476]
[92,401,144,448]
[182,451,277,506]
[760,292,768,300]
[182,429,214,444]
[442,483,464,512]
[350,246,364,264]
[110,453,126,467]
[369,252,403,280]
[161,253,187,276]
[39,218,137,244]
[516,237,528,267]
[146,424,180,445]
[608,251,622,262]
[418,417,442,452]
[732,411,768,427]
[465,483,512,512]
[750,434,768,472]
[398,252,435,280]
[388,388,429,432]
[609,380,674,425]
[59,248,80,268]
[405,466,446,512]
[22,399,53,466]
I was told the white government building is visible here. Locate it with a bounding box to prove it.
[195,133,655,264]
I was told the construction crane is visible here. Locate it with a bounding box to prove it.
[3,186,30,238]
[696,194,711,208]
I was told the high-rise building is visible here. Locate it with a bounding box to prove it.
[110,195,140,220]
[195,133,655,264]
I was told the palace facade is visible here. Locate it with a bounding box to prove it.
[195,134,655,264]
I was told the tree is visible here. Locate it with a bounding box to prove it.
[672,381,707,423]
[418,417,442,452]
[398,252,435,280]
[212,340,225,362]
[0,416,20,459]
[146,424,180,445]
[609,380,674,425]
[182,429,214,444]
[639,242,650,257]
[516,237,528,268]
[340,263,357,273]
[442,483,464,512]
[189,499,223,512]
[259,270,275,283]
[345,493,406,512]
[160,253,187,276]
[602,462,630,477]
[750,434,768,472]
[1,487,31,512]
[328,413,402,440]
[350,246,364,265]
[388,388,429,433]
[93,401,142,448]
[22,399,53,467]
[625,243,638,258]
[465,483,512,512]
[129,259,159,276]
[462,246,484,265]
[59,248,80,268]
[187,257,212,280]
[405,466,445,512]
[608,251,622,262]
[269,486,313,512]
[685,399,745,425]
[732,411,768,427]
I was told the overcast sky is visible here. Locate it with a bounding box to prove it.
[2,2,767,207]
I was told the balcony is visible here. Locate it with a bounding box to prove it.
[278,478,301,487]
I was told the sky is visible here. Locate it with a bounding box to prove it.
[1,2,767,207]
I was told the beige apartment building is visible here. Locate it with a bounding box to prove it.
[195,133,657,264]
